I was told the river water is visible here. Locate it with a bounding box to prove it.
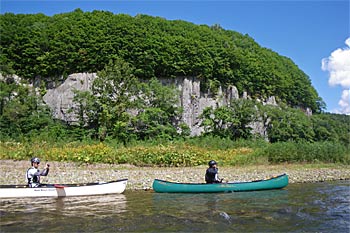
[1,181,349,232]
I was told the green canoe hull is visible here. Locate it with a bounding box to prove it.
[152,174,288,193]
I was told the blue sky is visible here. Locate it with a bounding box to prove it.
[1,0,349,114]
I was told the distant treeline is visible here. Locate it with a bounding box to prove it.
[1,9,323,112]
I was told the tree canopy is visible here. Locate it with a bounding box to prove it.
[1,9,324,112]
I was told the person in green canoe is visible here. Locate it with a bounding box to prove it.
[205,160,223,183]
[26,157,50,188]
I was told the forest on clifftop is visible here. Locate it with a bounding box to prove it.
[0,9,324,112]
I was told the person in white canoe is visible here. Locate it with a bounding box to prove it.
[26,157,50,187]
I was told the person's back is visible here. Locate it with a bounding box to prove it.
[205,160,222,184]
[26,157,50,187]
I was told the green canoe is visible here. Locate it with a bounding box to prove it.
[152,173,288,193]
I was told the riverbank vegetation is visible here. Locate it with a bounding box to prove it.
[1,72,349,166]
[1,137,349,166]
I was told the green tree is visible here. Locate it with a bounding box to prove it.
[200,99,258,140]
[73,58,139,141]
[0,79,58,139]
[132,78,185,140]
[73,65,186,142]
[266,105,315,143]
[311,113,350,146]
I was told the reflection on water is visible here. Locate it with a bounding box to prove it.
[56,195,127,217]
[0,195,127,232]
[1,195,126,217]
[0,181,349,232]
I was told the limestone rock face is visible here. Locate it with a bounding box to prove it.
[42,73,275,137]
[43,73,96,123]
[0,74,22,85]
[159,77,240,136]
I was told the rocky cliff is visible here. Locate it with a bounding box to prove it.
[43,73,97,123]
[42,73,278,137]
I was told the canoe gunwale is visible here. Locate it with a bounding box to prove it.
[0,179,128,189]
[154,173,287,185]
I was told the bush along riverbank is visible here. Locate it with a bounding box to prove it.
[1,139,349,166]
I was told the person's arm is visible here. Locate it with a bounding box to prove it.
[40,163,50,176]
[214,168,223,182]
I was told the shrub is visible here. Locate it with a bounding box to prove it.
[262,141,350,164]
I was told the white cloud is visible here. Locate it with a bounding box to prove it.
[334,89,350,115]
[322,38,350,114]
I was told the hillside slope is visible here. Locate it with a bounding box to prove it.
[0,9,323,112]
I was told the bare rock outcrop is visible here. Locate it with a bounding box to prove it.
[42,73,273,137]
[43,73,96,123]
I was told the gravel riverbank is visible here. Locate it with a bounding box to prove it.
[1,160,349,190]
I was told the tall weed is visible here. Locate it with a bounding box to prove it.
[263,141,350,164]
[1,139,348,166]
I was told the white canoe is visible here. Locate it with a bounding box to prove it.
[0,179,128,198]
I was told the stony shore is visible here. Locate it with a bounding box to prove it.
[1,160,349,190]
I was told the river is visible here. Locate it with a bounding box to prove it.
[1,181,349,232]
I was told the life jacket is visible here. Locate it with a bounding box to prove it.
[26,167,40,187]
[205,167,220,183]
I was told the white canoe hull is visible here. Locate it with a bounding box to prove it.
[0,179,127,198]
